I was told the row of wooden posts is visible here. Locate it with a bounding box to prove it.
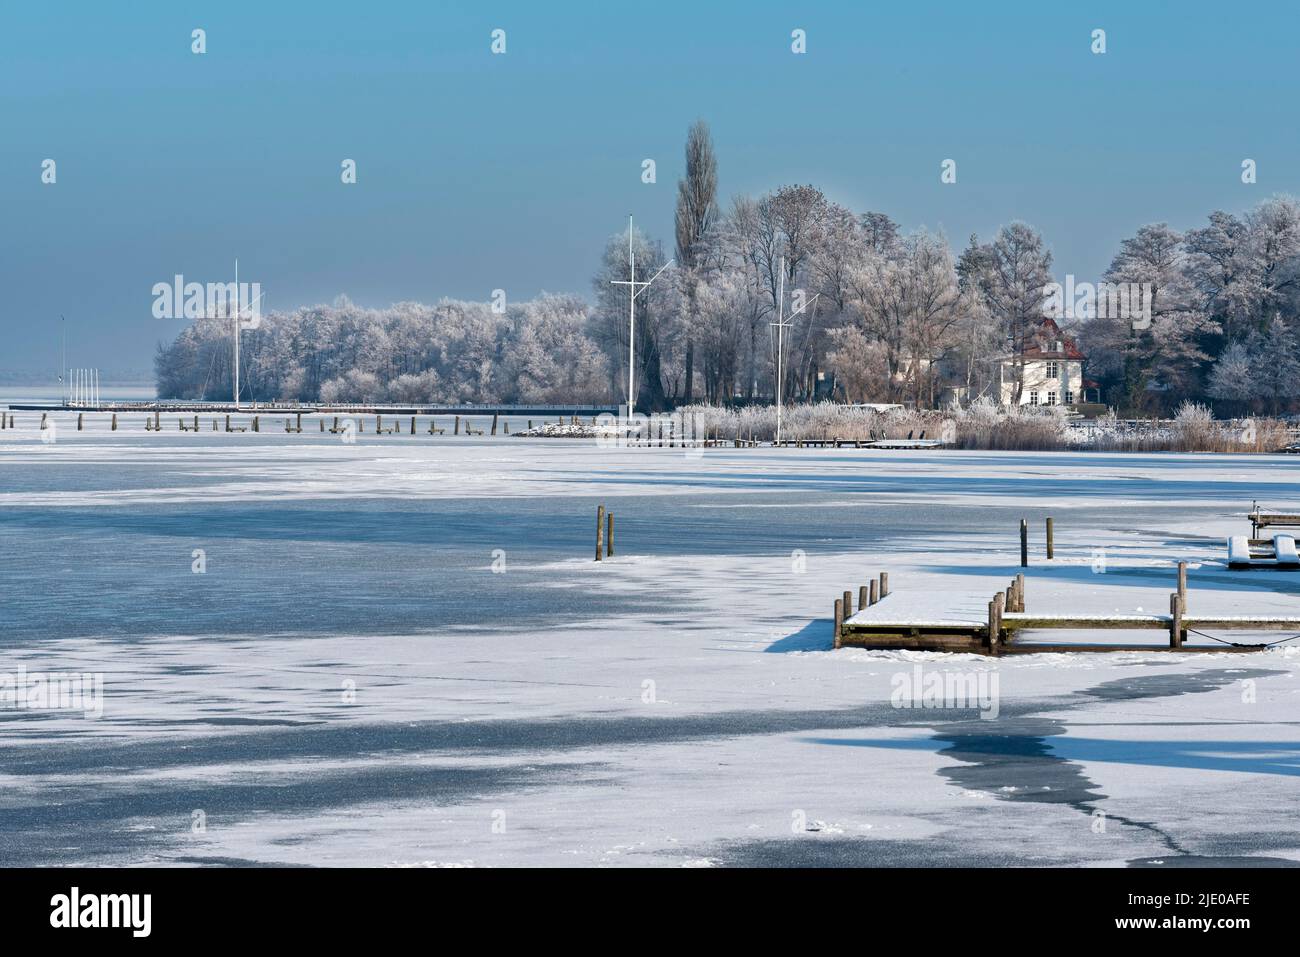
[831,571,891,646]
[594,505,615,561]
[5,411,593,435]
[985,573,1027,654]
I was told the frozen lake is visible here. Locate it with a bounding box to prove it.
[1,413,1299,866]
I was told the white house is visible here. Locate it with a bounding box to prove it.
[998,317,1099,407]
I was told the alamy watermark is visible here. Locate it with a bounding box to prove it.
[0,667,103,718]
[152,274,263,328]
[1042,274,1151,330]
[890,664,999,719]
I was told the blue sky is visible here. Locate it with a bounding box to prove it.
[3,1,1298,378]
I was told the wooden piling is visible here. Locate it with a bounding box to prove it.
[859,585,869,610]
[833,598,844,649]
[869,579,879,606]
[1177,561,1187,605]
[1046,517,1054,559]
[111,413,117,431]
[454,415,461,435]
[879,571,889,598]
[253,415,259,432]
[410,416,416,435]
[491,412,499,436]
[843,590,853,620]
[77,413,83,431]
[1170,593,1184,648]
[1016,573,1025,612]
[1020,519,1029,567]
[595,505,605,561]
[225,414,231,432]
[606,512,614,557]
[991,593,1005,655]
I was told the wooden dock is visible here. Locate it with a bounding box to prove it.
[835,566,1296,655]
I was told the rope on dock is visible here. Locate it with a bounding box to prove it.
[1184,627,1300,649]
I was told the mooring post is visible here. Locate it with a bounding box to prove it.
[376,415,382,433]
[843,589,853,620]
[1046,517,1054,559]
[410,416,416,435]
[879,571,889,599]
[833,597,844,649]
[1020,519,1029,567]
[319,419,324,432]
[225,414,231,432]
[859,585,869,610]
[988,599,999,652]
[1170,592,1183,648]
[77,413,83,431]
[595,505,605,562]
[454,415,461,435]
[491,412,499,436]
[869,579,879,606]
[253,415,259,432]
[606,512,614,557]
[992,593,1005,654]
[111,413,117,431]
[1015,573,1025,612]
[1177,561,1187,606]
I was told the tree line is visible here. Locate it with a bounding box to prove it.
[156,121,1300,415]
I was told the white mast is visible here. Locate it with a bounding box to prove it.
[233,259,241,409]
[609,216,672,416]
[769,256,820,446]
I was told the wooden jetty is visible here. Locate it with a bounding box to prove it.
[835,565,1294,655]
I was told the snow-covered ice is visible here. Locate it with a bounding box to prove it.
[0,413,1298,867]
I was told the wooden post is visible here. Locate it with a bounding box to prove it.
[1046,517,1054,559]
[988,599,999,651]
[319,419,324,432]
[528,420,533,430]
[1177,561,1187,606]
[859,585,869,610]
[154,410,160,431]
[225,414,231,432]
[595,505,605,562]
[504,421,509,435]
[454,415,461,435]
[41,413,48,430]
[843,589,853,620]
[879,572,889,598]
[77,413,83,431]
[1015,573,1025,612]
[376,415,382,433]
[869,579,879,606]
[1170,592,1183,648]
[606,512,614,557]
[833,597,844,649]
[253,415,259,432]
[491,412,499,436]
[410,416,416,435]
[111,413,117,431]
[1020,519,1028,567]
[331,416,338,432]
[991,593,1005,654]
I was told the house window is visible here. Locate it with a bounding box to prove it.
[1029,391,1039,406]
[1046,391,1057,406]
[1065,390,1074,405]
[1045,360,1060,379]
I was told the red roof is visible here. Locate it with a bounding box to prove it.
[1021,317,1085,360]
